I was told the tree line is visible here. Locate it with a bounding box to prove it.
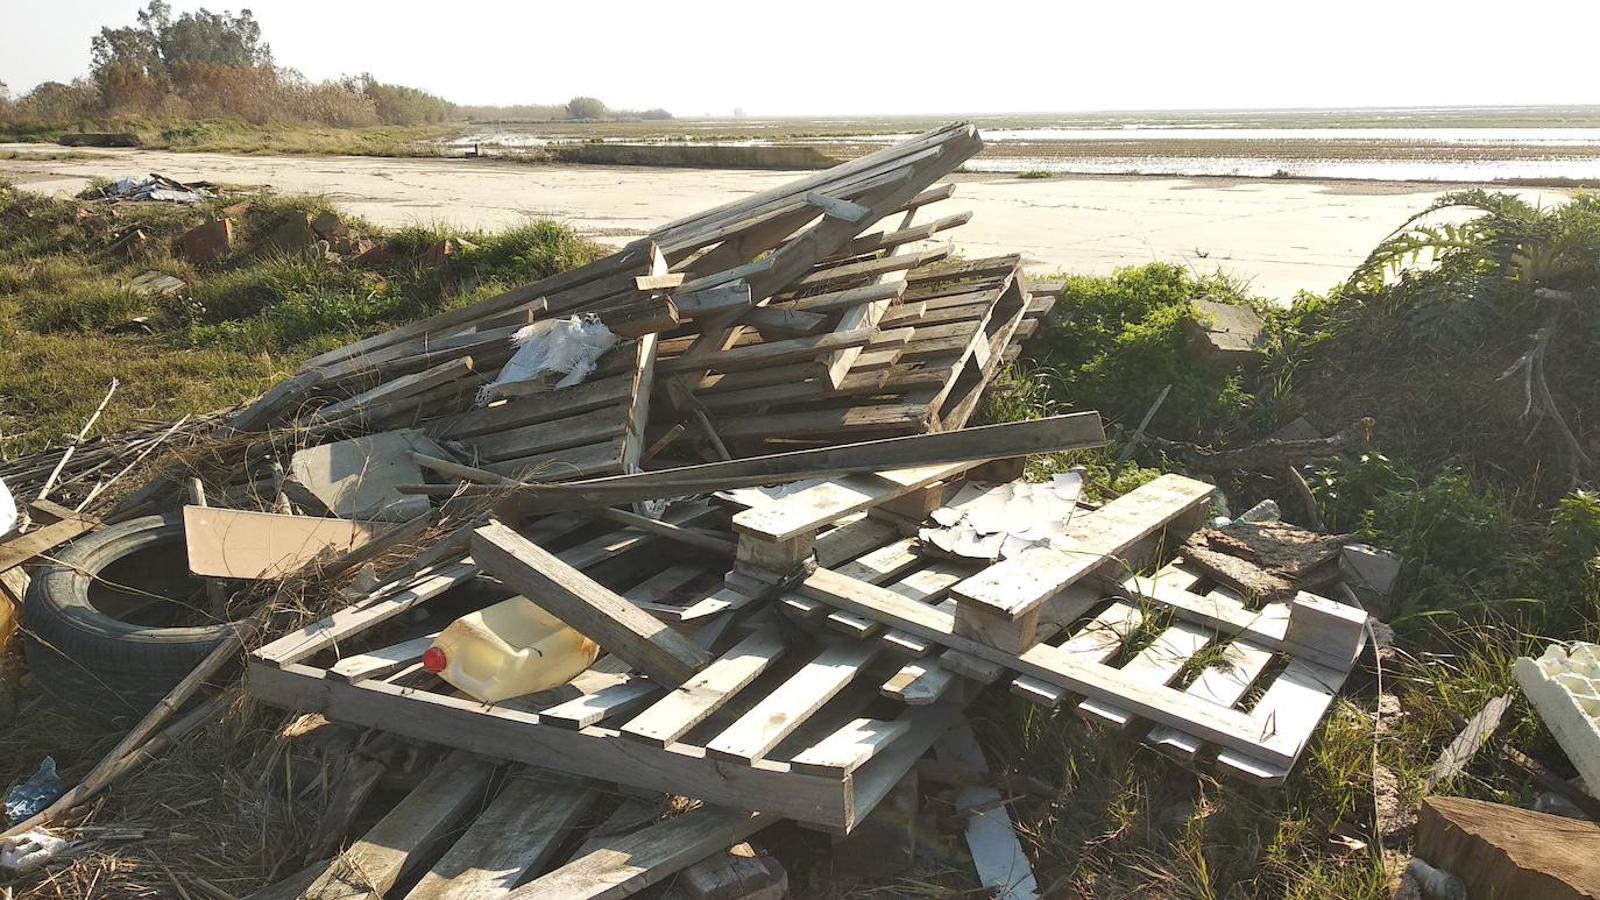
[0,2,668,129]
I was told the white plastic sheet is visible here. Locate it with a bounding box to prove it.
[0,477,16,536]
[476,315,618,406]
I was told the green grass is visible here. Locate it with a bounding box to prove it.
[0,117,458,157]
[0,178,602,458]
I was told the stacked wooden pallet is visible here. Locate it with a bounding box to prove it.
[217,124,994,481]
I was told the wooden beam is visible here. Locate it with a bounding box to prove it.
[302,750,496,900]
[484,414,1105,513]
[506,807,771,900]
[408,771,601,900]
[472,521,711,686]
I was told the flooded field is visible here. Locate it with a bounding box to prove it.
[449,106,1600,184]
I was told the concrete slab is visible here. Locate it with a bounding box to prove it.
[285,429,438,522]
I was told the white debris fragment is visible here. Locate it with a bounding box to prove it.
[0,829,70,875]
[919,468,1084,562]
[1515,641,1600,794]
[476,314,617,405]
[0,476,16,536]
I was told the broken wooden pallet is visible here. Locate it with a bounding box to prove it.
[722,468,1366,784]
[249,754,768,900]
[248,510,973,832]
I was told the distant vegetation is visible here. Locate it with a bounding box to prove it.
[0,1,669,140]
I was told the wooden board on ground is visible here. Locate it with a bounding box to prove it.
[183,506,389,579]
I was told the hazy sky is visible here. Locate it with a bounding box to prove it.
[4,0,1599,116]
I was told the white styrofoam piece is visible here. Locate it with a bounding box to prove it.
[1516,641,1600,793]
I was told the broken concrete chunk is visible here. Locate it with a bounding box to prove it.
[1516,642,1600,796]
[179,218,233,263]
[284,429,439,522]
[1187,299,1265,365]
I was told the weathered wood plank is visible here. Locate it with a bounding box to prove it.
[407,771,601,900]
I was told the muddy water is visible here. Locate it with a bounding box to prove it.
[0,145,1576,300]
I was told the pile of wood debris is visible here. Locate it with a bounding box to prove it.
[0,125,1378,899]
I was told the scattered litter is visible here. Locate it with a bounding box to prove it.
[94,173,211,204]
[4,757,64,824]
[0,828,70,875]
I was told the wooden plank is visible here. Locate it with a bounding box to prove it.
[1076,622,1214,728]
[1415,796,1600,900]
[805,191,870,222]
[1214,657,1345,783]
[656,328,880,375]
[797,568,1316,768]
[480,437,627,482]
[0,504,99,575]
[674,281,753,318]
[316,356,475,422]
[935,724,1040,900]
[953,474,1215,620]
[493,413,1106,513]
[789,717,909,777]
[881,661,955,705]
[253,561,479,667]
[620,627,787,747]
[430,373,632,439]
[706,640,879,763]
[1009,602,1144,708]
[506,807,771,900]
[408,771,601,900]
[251,662,854,828]
[472,522,711,687]
[465,405,627,462]
[182,506,388,580]
[814,517,900,568]
[302,750,495,900]
[1146,636,1274,761]
[328,631,439,684]
[733,462,974,543]
[777,280,906,314]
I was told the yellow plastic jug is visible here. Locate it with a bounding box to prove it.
[422,597,599,702]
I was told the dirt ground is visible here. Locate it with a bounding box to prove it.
[0,144,1575,299]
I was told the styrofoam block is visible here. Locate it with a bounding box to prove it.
[1516,641,1600,792]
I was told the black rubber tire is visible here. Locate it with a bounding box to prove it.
[22,512,234,720]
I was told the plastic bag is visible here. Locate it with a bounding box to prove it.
[0,829,69,875]
[476,315,617,406]
[4,757,64,824]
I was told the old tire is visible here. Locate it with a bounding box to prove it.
[22,512,232,720]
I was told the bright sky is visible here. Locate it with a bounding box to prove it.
[4,0,1599,116]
